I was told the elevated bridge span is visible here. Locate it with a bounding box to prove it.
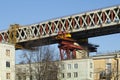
[0,5,120,48]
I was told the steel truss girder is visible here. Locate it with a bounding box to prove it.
[0,6,120,44]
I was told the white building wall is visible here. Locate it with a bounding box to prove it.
[58,59,94,80]
[0,43,15,80]
[15,59,94,80]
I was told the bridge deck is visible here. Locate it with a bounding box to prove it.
[0,5,120,47]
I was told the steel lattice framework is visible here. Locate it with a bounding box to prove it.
[0,5,120,47]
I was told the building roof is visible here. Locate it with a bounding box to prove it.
[91,51,120,59]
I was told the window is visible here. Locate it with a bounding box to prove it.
[106,63,112,74]
[18,76,21,80]
[74,72,78,78]
[61,73,65,78]
[68,64,71,69]
[90,63,92,68]
[30,75,32,80]
[90,72,92,78]
[99,63,112,80]
[6,73,10,79]
[67,73,71,78]
[6,61,10,67]
[100,71,106,79]
[23,76,26,80]
[61,64,65,70]
[74,63,78,69]
[6,49,10,57]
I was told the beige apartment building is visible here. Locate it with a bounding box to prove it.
[92,52,120,80]
[0,43,15,80]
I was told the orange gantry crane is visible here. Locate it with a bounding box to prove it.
[55,31,83,60]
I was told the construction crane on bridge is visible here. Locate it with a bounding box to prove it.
[8,24,97,60]
[55,31,83,60]
[0,5,120,59]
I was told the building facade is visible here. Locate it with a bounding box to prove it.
[92,52,120,80]
[15,59,94,80]
[16,62,59,80]
[0,43,15,80]
[58,59,94,80]
[15,50,120,80]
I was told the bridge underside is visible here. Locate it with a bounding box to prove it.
[72,24,120,39]
[0,5,119,51]
[17,24,120,49]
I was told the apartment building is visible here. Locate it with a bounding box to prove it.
[0,43,15,80]
[92,52,120,80]
[13,37,120,80]
[58,59,94,80]
[15,59,94,80]
[16,62,58,80]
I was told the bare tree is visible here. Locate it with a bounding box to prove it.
[17,45,59,80]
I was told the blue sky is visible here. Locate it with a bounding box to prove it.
[0,0,120,62]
